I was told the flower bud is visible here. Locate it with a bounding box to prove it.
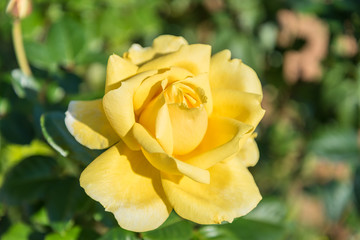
[6,0,32,19]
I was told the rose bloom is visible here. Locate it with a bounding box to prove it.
[65,35,265,232]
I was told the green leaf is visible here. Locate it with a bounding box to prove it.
[197,218,287,240]
[308,126,359,163]
[46,18,85,66]
[1,223,32,240]
[196,225,237,240]
[24,41,56,71]
[40,111,103,165]
[0,112,35,145]
[0,156,57,204]
[45,177,90,233]
[354,166,360,214]
[31,207,50,227]
[245,197,287,224]
[0,139,54,172]
[142,212,193,240]
[99,227,138,240]
[45,226,81,240]
[321,181,352,221]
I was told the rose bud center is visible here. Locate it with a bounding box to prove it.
[139,80,208,156]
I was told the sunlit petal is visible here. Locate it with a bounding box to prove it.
[80,141,172,232]
[132,123,210,184]
[65,99,119,149]
[139,44,211,75]
[210,50,263,96]
[235,136,260,167]
[103,70,157,150]
[161,156,262,224]
[105,54,138,93]
[212,89,265,127]
[180,116,253,169]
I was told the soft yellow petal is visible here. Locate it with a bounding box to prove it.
[105,54,138,93]
[103,70,157,150]
[179,116,253,169]
[152,35,188,54]
[161,156,262,224]
[235,136,260,167]
[132,123,210,184]
[65,99,119,149]
[139,93,174,154]
[123,44,156,65]
[139,44,211,76]
[156,103,174,155]
[212,89,265,127]
[167,103,208,155]
[123,35,188,65]
[80,141,172,232]
[210,50,263,96]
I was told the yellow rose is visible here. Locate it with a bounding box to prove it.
[65,35,265,232]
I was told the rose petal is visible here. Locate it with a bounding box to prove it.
[105,54,138,93]
[210,50,263,96]
[179,116,253,169]
[212,89,265,127]
[123,35,188,65]
[139,44,211,76]
[80,141,172,232]
[235,136,260,167]
[161,156,262,224]
[132,123,210,184]
[152,35,188,54]
[103,70,157,150]
[167,103,208,155]
[65,99,119,149]
[139,93,174,155]
[124,44,155,66]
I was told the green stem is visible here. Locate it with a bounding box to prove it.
[12,18,32,76]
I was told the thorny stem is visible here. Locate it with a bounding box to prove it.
[12,18,32,76]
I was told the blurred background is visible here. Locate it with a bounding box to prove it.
[0,0,359,239]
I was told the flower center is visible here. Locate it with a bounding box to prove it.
[164,82,203,108]
[138,79,208,156]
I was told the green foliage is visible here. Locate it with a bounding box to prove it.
[142,212,193,240]
[0,156,58,205]
[99,227,137,240]
[1,0,360,239]
[1,223,32,240]
[40,112,103,165]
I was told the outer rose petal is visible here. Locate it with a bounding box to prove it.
[103,70,157,150]
[80,141,172,232]
[105,54,138,93]
[65,99,119,149]
[179,116,253,169]
[235,136,260,167]
[152,35,188,54]
[139,44,211,76]
[161,157,262,224]
[123,35,188,65]
[210,50,263,96]
[132,123,210,184]
[212,89,265,127]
